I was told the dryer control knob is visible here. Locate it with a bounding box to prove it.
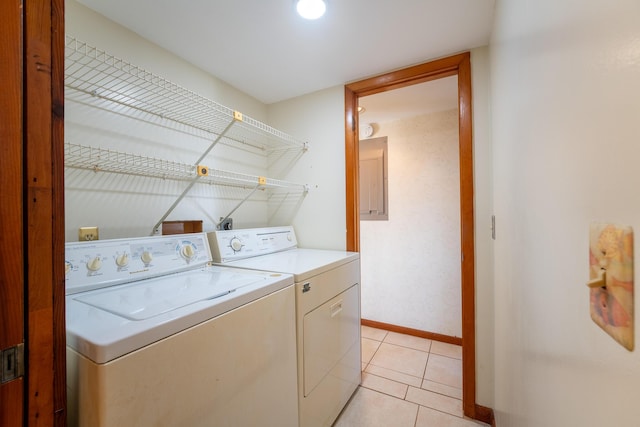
[230,237,243,252]
[141,251,153,264]
[65,261,72,275]
[86,257,102,272]
[181,244,196,260]
[116,253,130,268]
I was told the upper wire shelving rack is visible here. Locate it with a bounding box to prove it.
[64,35,308,154]
[64,35,309,234]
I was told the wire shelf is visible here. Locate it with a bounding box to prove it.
[65,35,308,153]
[65,143,309,192]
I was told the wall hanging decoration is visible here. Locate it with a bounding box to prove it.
[587,223,634,350]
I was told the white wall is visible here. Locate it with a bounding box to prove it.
[267,87,348,250]
[470,46,494,410]
[359,110,462,337]
[65,0,274,240]
[490,0,640,425]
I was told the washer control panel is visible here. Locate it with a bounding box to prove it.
[65,233,212,295]
[208,226,298,263]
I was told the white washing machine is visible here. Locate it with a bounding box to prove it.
[65,232,298,427]
[208,226,361,427]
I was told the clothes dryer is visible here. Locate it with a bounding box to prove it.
[208,226,361,427]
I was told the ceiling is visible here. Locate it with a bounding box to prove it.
[77,0,495,105]
[360,75,459,126]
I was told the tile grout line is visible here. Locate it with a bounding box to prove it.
[412,401,420,427]
[357,328,483,426]
[421,348,430,384]
[363,370,462,402]
[363,346,464,401]
[364,337,464,394]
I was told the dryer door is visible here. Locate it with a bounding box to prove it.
[303,283,360,397]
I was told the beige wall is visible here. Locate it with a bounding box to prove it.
[470,46,494,409]
[267,86,348,250]
[359,109,462,336]
[65,0,274,239]
[490,0,640,425]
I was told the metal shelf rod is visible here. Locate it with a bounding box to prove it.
[150,177,202,235]
[151,116,239,235]
[215,185,262,230]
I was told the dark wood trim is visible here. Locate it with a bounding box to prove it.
[52,0,67,424]
[361,319,462,346]
[0,0,24,352]
[475,404,496,426]
[345,54,466,97]
[345,86,359,252]
[0,0,25,424]
[345,52,478,419]
[25,0,55,423]
[0,381,24,427]
[24,0,66,424]
[457,52,476,418]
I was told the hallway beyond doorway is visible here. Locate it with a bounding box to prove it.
[334,326,488,427]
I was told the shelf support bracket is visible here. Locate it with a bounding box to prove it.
[150,177,202,235]
[193,118,238,166]
[216,184,262,230]
[150,117,239,235]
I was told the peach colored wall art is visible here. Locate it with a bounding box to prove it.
[588,223,634,350]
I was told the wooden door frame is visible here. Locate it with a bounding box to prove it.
[25,0,66,424]
[1,0,26,424]
[0,0,66,425]
[344,52,478,419]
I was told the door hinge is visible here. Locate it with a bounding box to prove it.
[1,343,24,383]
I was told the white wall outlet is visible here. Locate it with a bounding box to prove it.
[79,226,99,241]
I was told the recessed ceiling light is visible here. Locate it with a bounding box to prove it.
[296,0,326,20]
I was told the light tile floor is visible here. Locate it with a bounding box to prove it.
[333,326,489,427]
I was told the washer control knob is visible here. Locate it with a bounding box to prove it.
[141,250,153,265]
[230,237,243,252]
[116,253,130,268]
[181,244,196,260]
[86,257,102,272]
[65,261,72,275]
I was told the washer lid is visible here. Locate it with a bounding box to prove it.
[66,265,294,364]
[73,270,263,320]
